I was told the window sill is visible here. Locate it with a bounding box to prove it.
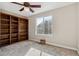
[35,34,52,36]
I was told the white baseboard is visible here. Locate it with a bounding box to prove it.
[46,41,77,51]
[30,39,77,51]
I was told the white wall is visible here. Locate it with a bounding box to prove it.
[29,3,77,50]
[77,3,79,53]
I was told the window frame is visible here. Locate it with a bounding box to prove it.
[35,16,53,36]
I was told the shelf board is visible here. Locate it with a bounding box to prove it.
[11,20,18,22]
[1,24,10,26]
[1,33,10,35]
[1,19,10,21]
[0,39,10,42]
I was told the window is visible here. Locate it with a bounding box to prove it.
[36,16,52,35]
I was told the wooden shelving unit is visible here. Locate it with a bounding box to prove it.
[19,18,28,41]
[0,13,10,46]
[0,12,28,47]
[10,16,18,43]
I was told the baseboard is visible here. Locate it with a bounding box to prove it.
[30,39,77,51]
[46,41,77,51]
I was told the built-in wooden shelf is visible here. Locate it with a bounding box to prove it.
[0,12,28,47]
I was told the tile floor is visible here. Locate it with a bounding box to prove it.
[0,40,78,56]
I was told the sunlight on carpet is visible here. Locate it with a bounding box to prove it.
[25,48,52,56]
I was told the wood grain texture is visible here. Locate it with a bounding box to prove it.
[0,12,28,47]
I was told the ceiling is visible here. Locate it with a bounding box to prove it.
[0,2,74,17]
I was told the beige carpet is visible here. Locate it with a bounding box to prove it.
[25,48,52,56]
[0,40,78,56]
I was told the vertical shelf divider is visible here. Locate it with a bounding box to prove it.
[18,18,19,42]
[10,16,11,44]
